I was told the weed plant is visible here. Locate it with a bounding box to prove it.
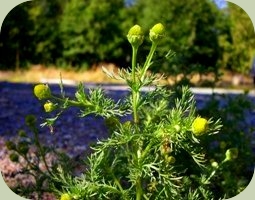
[5,23,251,199]
[5,115,75,199]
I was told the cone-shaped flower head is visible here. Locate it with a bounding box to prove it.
[25,114,37,126]
[225,148,238,161]
[44,102,55,112]
[192,117,208,136]
[149,23,165,43]
[34,84,51,100]
[5,141,16,151]
[60,193,72,200]
[127,24,144,48]
[166,156,176,164]
[9,153,19,162]
[17,141,29,155]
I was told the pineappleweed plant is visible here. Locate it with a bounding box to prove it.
[33,23,238,200]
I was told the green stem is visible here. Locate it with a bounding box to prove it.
[33,126,52,175]
[108,167,125,194]
[141,42,158,81]
[140,141,154,160]
[114,177,124,193]
[52,95,93,108]
[205,160,227,184]
[131,46,139,124]
[132,46,138,84]
[136,177,142,200]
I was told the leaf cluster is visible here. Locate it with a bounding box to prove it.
[46,83,223,199]
[29,22,243,200]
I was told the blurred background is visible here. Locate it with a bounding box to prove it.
[0,0,255,87]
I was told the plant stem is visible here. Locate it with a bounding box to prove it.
[52,95,93,108]
[141,42,158,81]
[131,46,139,123]
[141,141,153,160]
[33,126,52,175]
[132,46,138,84]
[136,177,142,200]
[109,167,125,194]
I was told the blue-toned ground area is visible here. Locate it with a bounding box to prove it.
[0,81,255,155]
[0,81,254,199]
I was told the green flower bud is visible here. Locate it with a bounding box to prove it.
[44,102,55,112]
[18,130,27,137]
[174,124,181,133]
[105,117,120,129]
[5,141,16,150]
[123,121,132,129]
[60,193,72,200]
[192,117,208,136]
[147,181,157,192]
[34,84,51,100]
[17,141,29,155]
[127,24,144,48]
[160,144,171,155]
[9,153,19,162]
[225,148,238,161]
[210,159,219,168]
[25,114,37,126]
[149,23,165,43]
[166,156,176,164]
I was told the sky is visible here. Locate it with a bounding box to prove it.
[214,0,227,9]
[125,0,228,9]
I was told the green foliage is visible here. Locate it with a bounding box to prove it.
[5,115,75,199]
[198,93,255,198]
[0,2,33,70]
[131,0,222,79]
[222,2,255,74]
[59,0,128,67]
[1,0,255,77]
[28,23,251,200]
[27,0,64,65]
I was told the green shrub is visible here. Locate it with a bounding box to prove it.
[6,23,252,200]
[31,23,243,200]
[198,93,255,198]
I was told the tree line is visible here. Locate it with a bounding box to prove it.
[0,0,254,77]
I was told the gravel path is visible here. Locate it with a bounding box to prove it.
[0,81,255,199]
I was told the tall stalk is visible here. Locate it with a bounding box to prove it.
[131,45,139,123]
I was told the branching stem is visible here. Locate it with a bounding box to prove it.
[141,42,158,81]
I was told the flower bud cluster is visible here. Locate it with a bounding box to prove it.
[34,84,57,113]
[127,24,144,48]
[127,23,166,48]
[149,23,166,43]
[225,148,238,161]
[34,84,51,100]
[160,139,175,165]
[192,117,208,136]
[60,193,72,200]
[44,102,55,112]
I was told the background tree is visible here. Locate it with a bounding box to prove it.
[59,0,129,68]
[0,2,33,70]
[0,0,254,77]
[28,0,64,65]
[129,0,225,85]
[222,2,255,74]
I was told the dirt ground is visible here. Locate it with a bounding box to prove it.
[0,64,254,89]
